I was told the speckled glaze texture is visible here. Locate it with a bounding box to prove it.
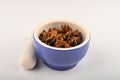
[33,19,90,70]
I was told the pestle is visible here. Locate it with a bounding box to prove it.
[19,35,37,70]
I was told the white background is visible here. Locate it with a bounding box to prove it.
[0,0,120,80]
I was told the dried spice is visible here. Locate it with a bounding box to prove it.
[39,24,83,48]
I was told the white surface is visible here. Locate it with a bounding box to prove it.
[0,0,120,80]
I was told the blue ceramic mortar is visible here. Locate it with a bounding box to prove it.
[33,19,90,70]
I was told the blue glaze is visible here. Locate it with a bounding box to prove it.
[33,36,90,70]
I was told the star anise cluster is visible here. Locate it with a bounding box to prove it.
[39,24,83,48]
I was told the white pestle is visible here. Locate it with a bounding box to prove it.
[19,35,37,70]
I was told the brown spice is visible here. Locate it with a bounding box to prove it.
[39,24,83,48]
